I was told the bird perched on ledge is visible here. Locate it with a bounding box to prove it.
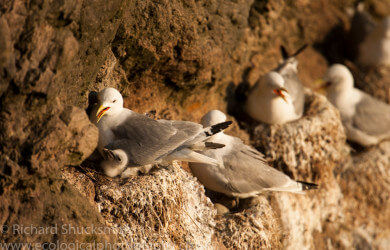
[245,71,300,124]
[319,64,390,147]
[189,110,318,198]
[245,45,306,124]
[93,88,232,177]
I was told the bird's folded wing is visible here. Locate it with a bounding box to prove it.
[275,60,305,116]
[158,120,203,139]
[223,140,291,194]
[285,76,305,116]
[353,93,390,137]
[111,114,200,165]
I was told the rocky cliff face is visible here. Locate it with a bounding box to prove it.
[1,0,390,248]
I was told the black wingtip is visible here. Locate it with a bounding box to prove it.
[280,44,308,61]
[205,142,225,149]
[292,44,308,57]
[211,121,232,132]
[280,45,289,59]
[205,121,233,136]
[298,181,319,190]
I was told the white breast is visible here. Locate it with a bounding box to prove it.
[97,109,133,153]
[246,92,299,124]
[328,88,362,120]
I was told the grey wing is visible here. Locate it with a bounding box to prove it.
[158,120,206,146]
[222,139,292,194]
[158,120,203,139]
[353,93,390,137]
[275,60,305,116]
[111,114,194,165]
[104,139,157,166]
[284,74,305,116]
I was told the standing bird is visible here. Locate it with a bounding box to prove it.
[245,45,306,124]
[94,88,231,177]
[189,110,318,198]
[320,64,390,146]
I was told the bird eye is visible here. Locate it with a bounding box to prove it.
[113,100,117,103]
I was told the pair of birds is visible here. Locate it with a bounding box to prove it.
[88,87,317,198]
[243,45,390,147]
[88,88,231,177]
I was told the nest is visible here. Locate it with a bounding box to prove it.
[237,89,348,249]
[93,163,216,248]
[215,196,282,249]
[248,89,348,183]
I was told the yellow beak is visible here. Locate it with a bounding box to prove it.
[313,78,329,94]
[273,88,288,103]
[96,105,110,123]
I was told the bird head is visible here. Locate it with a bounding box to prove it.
[316,64,354,95]
[264,71,290,103]
[201,109,227,127]
[101,148,128,177]
[96,88,124,123]
[272,87,289,103]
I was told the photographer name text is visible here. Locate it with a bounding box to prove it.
[2,224,117,235]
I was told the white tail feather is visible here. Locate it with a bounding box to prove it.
[265,181,306,195]
[164,148,219,166]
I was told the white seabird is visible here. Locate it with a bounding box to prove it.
[245,71,301,124]
[189,110,318,198]
[320,64,390,146]
[245,46,306,124]
[94,88,231,177]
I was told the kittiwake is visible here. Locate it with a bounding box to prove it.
[94,88,232,177]
[189,110,318,198]
[320,64,390,146]
[245,45,306,124]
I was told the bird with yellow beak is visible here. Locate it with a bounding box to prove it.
[189,109,318,199]
[244,45,306,125]
[245,71,300,124]
[92,87,232,177]
[95,91,123,123]
[316,64,390,147]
